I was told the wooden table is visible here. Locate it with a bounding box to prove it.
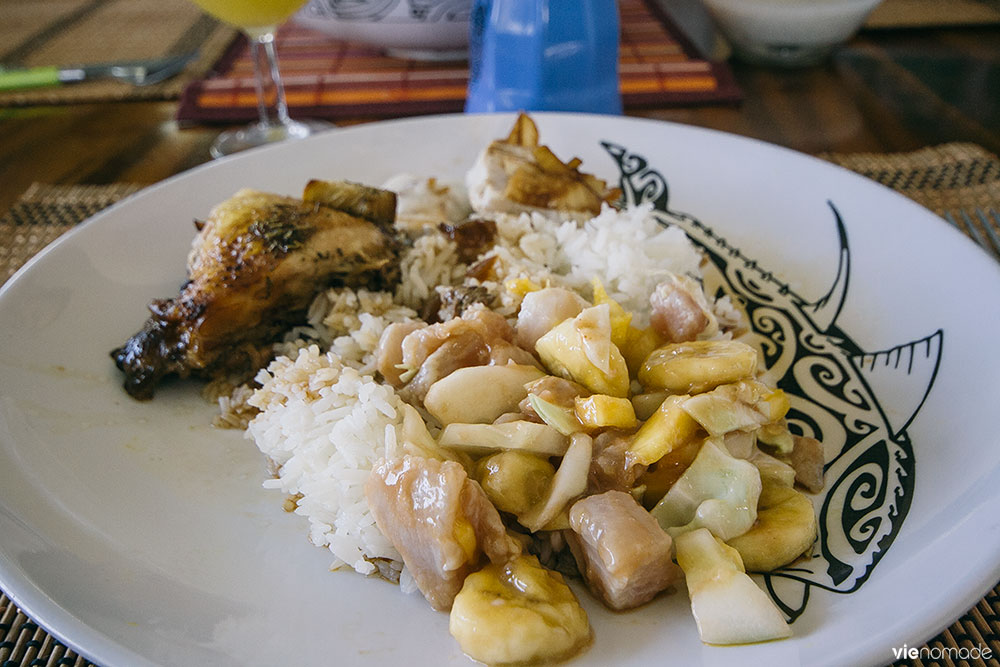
[0,25,997,214]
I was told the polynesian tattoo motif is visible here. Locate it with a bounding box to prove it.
[305,0,468,22]
[406,0,470,21]
[603,141,942,621]
[306,0,398,21]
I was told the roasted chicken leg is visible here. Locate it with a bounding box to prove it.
[112,181,401,399]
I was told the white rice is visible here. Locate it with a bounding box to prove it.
[243,181,730,581]
[395,232,467,310]
[554,203,704,325]
[247,345,407,576]
[271,288,418,371]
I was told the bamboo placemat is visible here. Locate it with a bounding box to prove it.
[175,0,742,124]
[0,0,237,107]
[1,143,999,666]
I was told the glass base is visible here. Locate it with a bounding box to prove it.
[209,118,334,158]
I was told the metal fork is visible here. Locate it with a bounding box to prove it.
[70,52,199,87]
[942,208,1000,261]
[0,52,198,91]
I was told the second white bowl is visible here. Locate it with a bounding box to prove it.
[701,0,883,67]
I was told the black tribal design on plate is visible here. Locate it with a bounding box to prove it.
[603,140,942,622]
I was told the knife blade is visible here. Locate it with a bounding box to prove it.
[0,52,198,91]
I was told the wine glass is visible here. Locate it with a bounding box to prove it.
[187,0,332,158]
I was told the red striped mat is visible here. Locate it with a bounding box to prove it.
[176,0,741,124]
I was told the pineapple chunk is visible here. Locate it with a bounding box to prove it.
[590,277,632,349]
[626,395,700,467]
[621,325,663,377]
[575,394,638,430]
[535,304,630,397]
[505,277,542,298]
[453,515,478,562]
[727,480,817,572]
[675,528,791,645]
[638,340,758,394]
[757,386,790,421]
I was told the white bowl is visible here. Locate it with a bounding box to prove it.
[701,0,883,66]
[294,0,472,60]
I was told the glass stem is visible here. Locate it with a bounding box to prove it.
[248,30,292,129]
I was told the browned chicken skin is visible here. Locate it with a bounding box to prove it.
[112,182,401,399]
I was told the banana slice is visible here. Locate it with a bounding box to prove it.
[449,555,591,666]
[575,394,638,431]
[638,340,758,394]
[726,481,817,572]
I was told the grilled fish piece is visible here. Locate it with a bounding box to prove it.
[112,182,400,400]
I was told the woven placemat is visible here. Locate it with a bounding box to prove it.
[175,0,742,124]
[0,183,142,284]
[1,144,999,666]
[822,142,1000,215]
[821,142,1000,251]
[0,0,237,107]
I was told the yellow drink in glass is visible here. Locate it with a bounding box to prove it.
[190,0,309,32]
[185,0,331,157]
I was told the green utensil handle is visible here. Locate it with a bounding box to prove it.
[0,66,62,91]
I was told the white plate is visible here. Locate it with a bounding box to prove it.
[2,113,999,667]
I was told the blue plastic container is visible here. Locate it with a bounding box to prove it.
[465,0,623,114]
